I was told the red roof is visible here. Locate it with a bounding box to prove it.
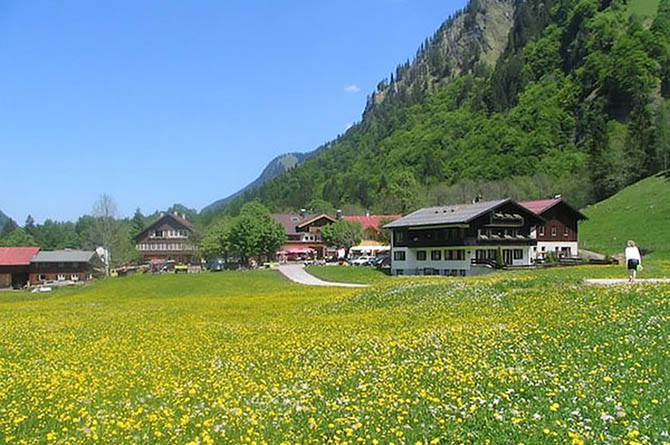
[0,247,40,266]
[518,199,561,215]
[519,198,588,220]
[343,215,401,231]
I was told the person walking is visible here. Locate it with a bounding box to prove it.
[625,240,642,282]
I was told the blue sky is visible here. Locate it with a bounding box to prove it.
[0,0,466,223]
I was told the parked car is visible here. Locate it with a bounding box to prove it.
[351,256,375,266]
[371,255,389,268]
[208,259,225,272]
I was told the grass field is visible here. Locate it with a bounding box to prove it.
[580,173,670,266]
[1,268,668,444]
[305,265,389,284]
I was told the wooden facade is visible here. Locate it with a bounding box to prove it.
[134,213,197,263]
[271,213,336,259]
[0,247,41,288]
[519,198,587,258]
[28,250,102,285]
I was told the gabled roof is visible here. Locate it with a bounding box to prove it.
[519,198,588,220]
[295,214,336,229]
[134,213,195,242]
[271,213,334,235]
[344,215,401,231]
[31,250,96,263]
[384,199,544,229]
[0,247,40,266]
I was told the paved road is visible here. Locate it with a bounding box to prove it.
[277,264,368,288]
[585,278,670,285]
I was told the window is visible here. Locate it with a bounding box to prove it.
[416,251,427,261]
[459,269,467,277]
[551,226,557,237]
[38,274,47,281]
[57,274,65,281]
[539,225,545,236]
[395,269,404,276]
[444,250,463,261]
[58,262,64,268]
[393,251,406,261]
[71,274,79,281]
[431,250,441,261]
[513,249,523,260]
[564,226,569,237]
[444,250,465,261]
[394,231,405,244]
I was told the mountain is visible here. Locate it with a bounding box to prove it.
[205,0,670,219]
[202,151,315,213]
[580,171,670,259]
[0,210,9,234]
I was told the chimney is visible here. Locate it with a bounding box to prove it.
[300,208,306,217]
[160,211,165,217]
[336,209,343,220]
[553,194,562,199]
[365,210,370,217]
[182,212,187,220]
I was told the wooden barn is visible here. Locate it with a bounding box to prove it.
[0,247,40,288]
[29,250,102,284]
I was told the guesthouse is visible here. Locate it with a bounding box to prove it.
[134,212,197,264]
[519,197,588,259]
[271,212,336,260]
[384,199,544,276]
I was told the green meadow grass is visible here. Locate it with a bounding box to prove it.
[305,265,390,284]
[0,269,668,443]
[580,174,670,267]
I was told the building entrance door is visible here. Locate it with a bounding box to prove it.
[502,249,513,265]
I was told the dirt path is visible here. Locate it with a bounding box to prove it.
[584,278,670,285]
[277,264,368,288]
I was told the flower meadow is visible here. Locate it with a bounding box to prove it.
[0,269,668,444]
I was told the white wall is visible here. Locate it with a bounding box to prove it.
[391,247,472,275]
[535,241,579,257]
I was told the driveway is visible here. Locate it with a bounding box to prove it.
[277,264,368,288]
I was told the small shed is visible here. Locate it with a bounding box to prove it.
[0,247,41,288]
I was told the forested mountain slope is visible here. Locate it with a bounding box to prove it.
[0,210,9,234]
[208,0,670,220]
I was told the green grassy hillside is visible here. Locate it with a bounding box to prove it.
[580,173,670,260]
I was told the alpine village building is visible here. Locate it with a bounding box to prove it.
[271,212,336,260]
[0,247,101,288]
[519,197,588,259]
[385,199,546,276]
[134,212,197,263]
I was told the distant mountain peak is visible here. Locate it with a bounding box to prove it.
[202,151,314,213]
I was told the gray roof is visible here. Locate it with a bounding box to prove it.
[31,250,97,263]
[384,199,511,229]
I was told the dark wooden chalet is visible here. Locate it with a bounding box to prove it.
[271,213,336,259]
[519,198,588,258]
[134,212,197,263]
